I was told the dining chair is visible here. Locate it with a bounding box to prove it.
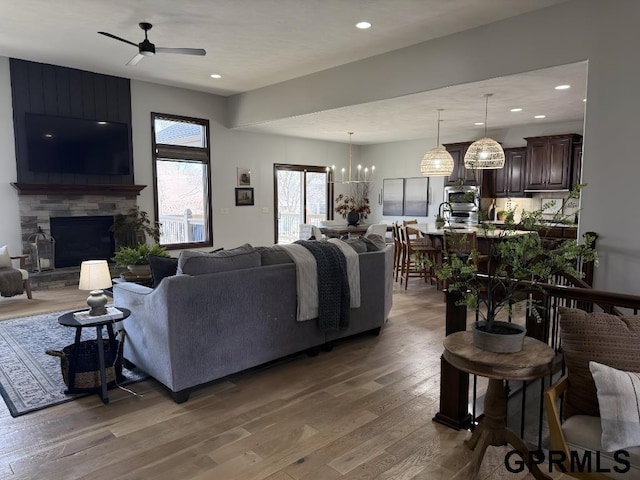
[365,223,388,240]
[399,225,440,289]
[299,224,324,240]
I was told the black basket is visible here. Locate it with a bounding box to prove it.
[46,338,123,390]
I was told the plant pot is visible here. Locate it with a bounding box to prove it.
[347,211,360,227]
[127,264,151,276]
[435,221,445,229]
[472,320,526,353]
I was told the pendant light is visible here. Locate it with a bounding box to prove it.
[464,94,505,169]
[328,132,375,183]
[420,109,454,177]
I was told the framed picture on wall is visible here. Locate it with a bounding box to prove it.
[382,178,404,216]
[237,167,251,186]
[403,177,429,216]
[235,187,254,206]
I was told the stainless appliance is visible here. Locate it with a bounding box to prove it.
[444,185,479,225]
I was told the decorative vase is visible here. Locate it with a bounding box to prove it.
[472,320,526,353]
[435,220,445,229]
[127,264,151,277]
[347,210,360,226]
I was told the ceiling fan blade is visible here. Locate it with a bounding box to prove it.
[126,53,145,66]
[155,47,206,56]
[98,31,138,47]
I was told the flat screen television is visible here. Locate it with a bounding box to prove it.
[25,113,131,175]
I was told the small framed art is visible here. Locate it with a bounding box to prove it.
[237,167,251,186]
[235,187,254,206]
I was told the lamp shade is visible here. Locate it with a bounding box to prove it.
[463,137,505,169]
[420,146,454,176]
[78,260,112,291]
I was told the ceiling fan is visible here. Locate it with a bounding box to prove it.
[98,22,206,66]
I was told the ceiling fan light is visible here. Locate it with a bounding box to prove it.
[420,147,454,176]
[464,137,505,169]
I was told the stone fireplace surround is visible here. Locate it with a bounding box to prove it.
[17,191,139,289]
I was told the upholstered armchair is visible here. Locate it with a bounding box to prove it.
[0,245,32,299]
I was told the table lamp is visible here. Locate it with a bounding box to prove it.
[78,260,112,316]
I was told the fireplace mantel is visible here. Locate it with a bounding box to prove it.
[11,183,146,196]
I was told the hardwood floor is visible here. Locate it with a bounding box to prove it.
[0,282,566,479]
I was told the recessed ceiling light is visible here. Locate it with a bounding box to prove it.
[355,21,372,29]
[97,121,107,125]
[583,98,587,102]
[510,108,523,112]
[555,84,571,90]
[44,133,53,138]
[210,74,222,79]
[474,122,484,126]
[534,115,546,119]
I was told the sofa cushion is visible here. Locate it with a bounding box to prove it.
[361,234,386,252]
[147,254,178,288]
[177,244,260,275]
[559,307,640,419]
[0,246,12,269]
[590,361,640,451]
[342,238,367,253]
[255,246,294,265]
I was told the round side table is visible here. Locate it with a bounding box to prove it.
[57,307,130,404]
[443,331,554,480]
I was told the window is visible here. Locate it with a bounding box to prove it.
[152,113,212,249]
[274,164,332,244]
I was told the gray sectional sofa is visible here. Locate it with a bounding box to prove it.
[113,243,393,402]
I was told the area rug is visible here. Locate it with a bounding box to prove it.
[0,309,147,417]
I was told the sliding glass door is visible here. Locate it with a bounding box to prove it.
[274,164,332,244]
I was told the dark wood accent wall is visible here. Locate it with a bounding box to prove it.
[10,58,134,185]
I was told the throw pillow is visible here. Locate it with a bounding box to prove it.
[589,361,640,451]
[147,254,178,288]
[361,234,386,252]
[177,243,261,276]
[559,307,640,419]
[0,246,12,269]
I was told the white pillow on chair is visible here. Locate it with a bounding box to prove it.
[0,246,12,269]
[590,361,640,451]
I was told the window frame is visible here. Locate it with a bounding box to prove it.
[151,112,213,250]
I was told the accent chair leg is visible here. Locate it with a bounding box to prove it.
[24,279,32,299]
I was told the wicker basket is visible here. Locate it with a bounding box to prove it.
[46,338,123,390]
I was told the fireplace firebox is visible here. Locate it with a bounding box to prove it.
[50,216,115,269]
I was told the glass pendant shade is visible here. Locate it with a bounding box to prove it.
[464,137,505,169]
[420,146,454,176]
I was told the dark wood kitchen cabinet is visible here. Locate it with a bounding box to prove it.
[492,147,527,197]
[572,141,583,187]
[443,142,480,186]
[524,134,582,191]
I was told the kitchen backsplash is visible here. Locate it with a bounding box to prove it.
[489,192,578,223]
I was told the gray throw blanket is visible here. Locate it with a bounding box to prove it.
[0,268,24,297]
[295,240,350,332]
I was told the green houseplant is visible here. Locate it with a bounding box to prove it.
[432,185,598,352]
[110,206,161,249]
[112,243,170,275]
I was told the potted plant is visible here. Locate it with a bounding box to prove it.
[112,243,169,276]
[436,202,452,228]
[335,183,371,226]
[110,206,161,249]
[431,185,598,353]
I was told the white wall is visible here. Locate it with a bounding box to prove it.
[131,80,352,250]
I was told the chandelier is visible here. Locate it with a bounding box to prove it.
[464,94,505,169]
[420,109,454,176]
[328,132,375,183]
